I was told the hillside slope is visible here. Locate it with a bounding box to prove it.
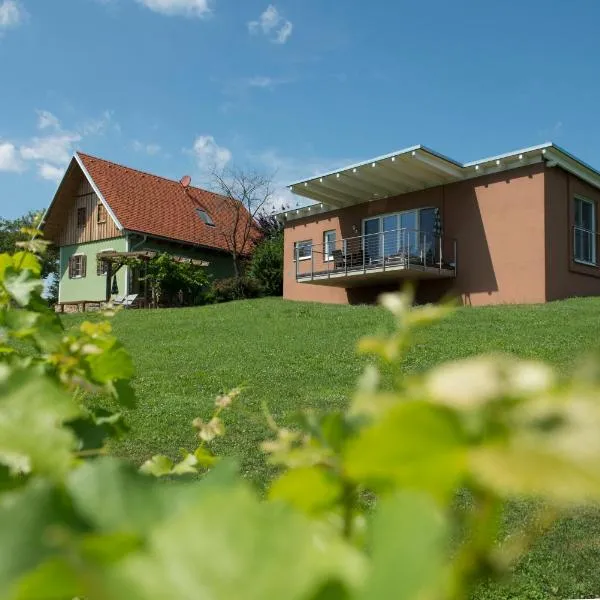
[63,296,600,600]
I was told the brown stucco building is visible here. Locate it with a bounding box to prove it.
[281,143,600,306]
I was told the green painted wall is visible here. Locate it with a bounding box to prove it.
[131,236,235,282]
[59,237,128,302]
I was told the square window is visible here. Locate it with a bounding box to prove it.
[96,250,113,276]
[69,255,87,279]
[294,240,312,261]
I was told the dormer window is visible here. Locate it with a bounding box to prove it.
[195,207,215,226]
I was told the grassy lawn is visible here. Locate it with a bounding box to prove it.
[62,296,600,600]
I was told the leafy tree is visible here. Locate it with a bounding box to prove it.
[0,210,58,280]
[255,212,283,240]
[144,253,209,306]
[247,230,283,296]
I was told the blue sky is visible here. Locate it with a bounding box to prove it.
[1,0,600,218]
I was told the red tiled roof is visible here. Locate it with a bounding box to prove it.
[77,152,256,254]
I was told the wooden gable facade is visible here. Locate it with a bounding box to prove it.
[43,158,123,247]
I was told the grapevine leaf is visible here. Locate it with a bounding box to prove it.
[108,484,365,600]
[68,458,235,534]
[139,455,174,477]
[12,558,82,600]
[3,269,43,307]
[269,467,342,515]
[12,252,42,276]
[0,370,81,480]
[344,402,466,501]
[86,346,134,384]
[0,481,84,595]
[359,491,448,599]
[470,444,600,504]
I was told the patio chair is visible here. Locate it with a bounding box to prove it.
[111,295,125,305]
[121,294,139,308]
[332,249,345,269]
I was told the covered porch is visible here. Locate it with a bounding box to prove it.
[100,250,209,308]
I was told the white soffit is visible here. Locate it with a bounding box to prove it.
[288,146,464,209]
[282,142,600,221]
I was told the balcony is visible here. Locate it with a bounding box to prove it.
[295,228,457,287]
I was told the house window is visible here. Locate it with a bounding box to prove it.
[96,249,113,276]
[68,254,87,279]
[362,207,438,262]
[574,196,597,265]
[323,230,336,261]
[195,207,215,226]
[77,207,86,228]
[294,240,312,261]
[97,203,106,224]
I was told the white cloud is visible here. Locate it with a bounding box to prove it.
[0,141,25,172]
[38,163,65,182]
[132,140,161,155]
[275,20,292,44]
[248,5,293,44]
[135,0,212,18]
[247,76,275,89]
[20,133,82,165]
[37,110,61,131]
[3,108,116,181]
[80,110,114,135]
[0,0,23,30]
[192,135,232,174]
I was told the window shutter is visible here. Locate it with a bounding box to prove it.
[81,256,87,278]
[68,257,74,278]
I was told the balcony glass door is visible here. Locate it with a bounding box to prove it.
[400,211,418,256]
[364,218,381,263]
[419,207,437,264]
[382,215,399,258]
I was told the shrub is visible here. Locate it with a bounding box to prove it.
[247,231,283,296]
[205,275,263,304]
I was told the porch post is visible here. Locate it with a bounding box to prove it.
[105,261,113,302]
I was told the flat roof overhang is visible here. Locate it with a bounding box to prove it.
[288,146,464,211]
[280,143,600,223]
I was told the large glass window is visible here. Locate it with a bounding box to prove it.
[574,197,596,264]
[363,218,381,262]
[294,240,312,261]
[363,209,434,262]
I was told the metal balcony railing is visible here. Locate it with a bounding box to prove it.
[295,228,457,281]
[573,225,599,266]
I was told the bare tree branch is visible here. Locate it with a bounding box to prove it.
[211,166,273,278]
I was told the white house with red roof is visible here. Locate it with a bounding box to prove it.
[41,152,253,307]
